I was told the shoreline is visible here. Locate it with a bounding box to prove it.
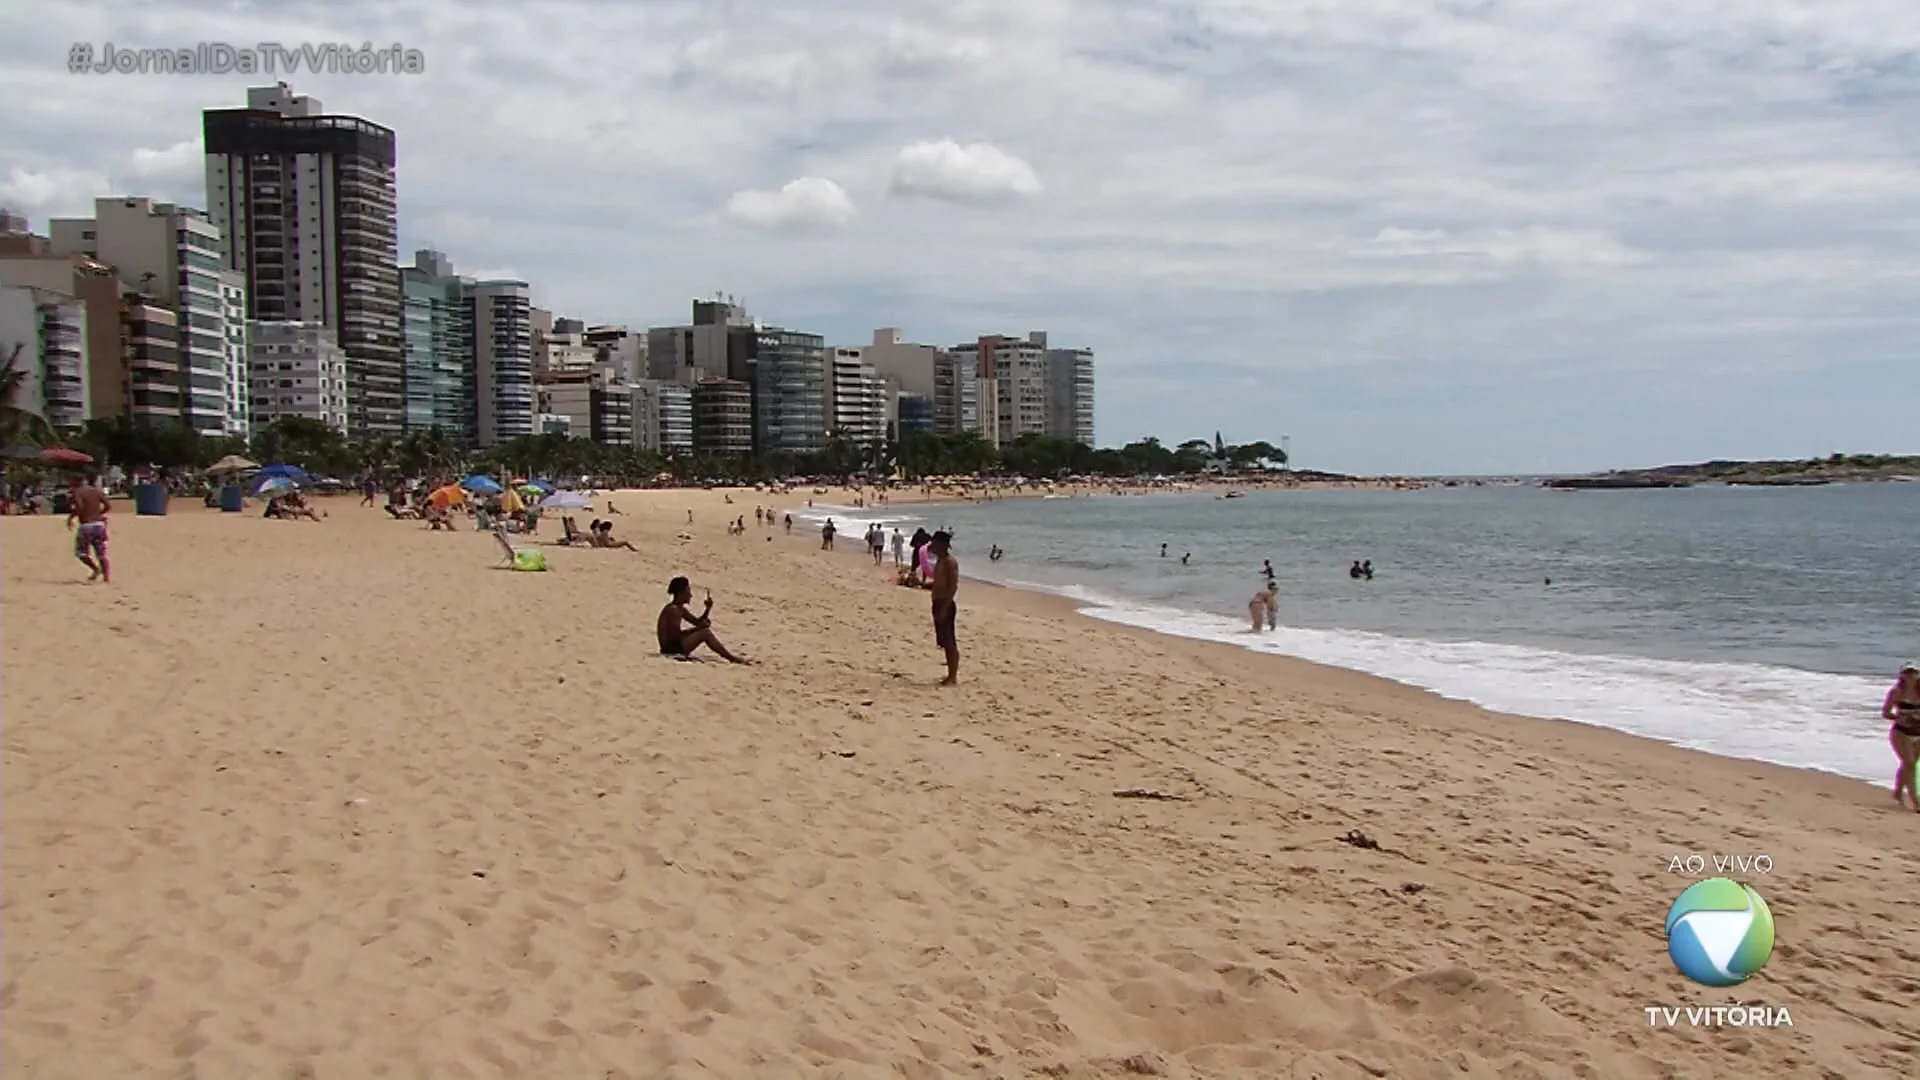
[771,489,1893,793]
[5,491,1914,1077]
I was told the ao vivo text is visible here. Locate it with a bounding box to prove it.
[1666,853,1772,875]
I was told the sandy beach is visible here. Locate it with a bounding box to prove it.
[3,488,1915,1079]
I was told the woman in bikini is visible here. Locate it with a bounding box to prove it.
[1882,662,1920,811]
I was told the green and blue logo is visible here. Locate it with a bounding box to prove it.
[1665,877,1775,987]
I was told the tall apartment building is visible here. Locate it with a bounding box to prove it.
[121,298,182,426]
[949,331,1095,447]
[896,393,936,436]
[218,272,250,434]
[48,197,244,433]
[754,327,828,456]
[247,319,349,432]
[1044,345,1095,446]
[537,368,632,445]
[0,284,89,431]
[399,249,474,441]
[0,227,122,424]
[646,298,758,387]
[469,280,534,445]
[204,82,403,436]
[691,378,753,455]
[824,345,888,447]
[631,379,693,454]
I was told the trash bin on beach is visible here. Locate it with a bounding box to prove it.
[50,491,71,516]
[218,485,243,513]
[133,482,168,516]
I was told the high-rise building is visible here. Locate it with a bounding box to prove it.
[399,249,474,441]
[218,272,251,435]
[754,327,827,456]
[537,368,633,445]
[0,284,89,432]
[932,350,980,436]
[534,315,598,379]
[691,378,753,455]
[896,392,935,437]
[1044,345,1095,446]
[121,297,181,426]
[203,83,402,436]
[584,325,644,383]
[631,380,693,455]
[949,331,1092,447]
[247,320,350,432]
[469,280,534,445]
[0,227,122,424]
[824,345,888,447]
[646,298,758,387]
[48,197,243,433]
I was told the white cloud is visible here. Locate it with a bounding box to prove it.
[888,139,1041,204]
[725,177,856,231]
[2,0,1918,470]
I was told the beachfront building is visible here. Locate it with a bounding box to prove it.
[0,225,124,425]
[1044,344,1096,446]
[218,272,250,435]
[399,249,475,443]
[584,325,645,384]
[533,315,598,379]
[247,320,350,433]
[753,327,828,456]
[631,379,693,455]
[0,284,89,432]
[896,392,935,437]
[469,280,535,446]
[860,327,978,437]
[932,350,980,437]
[203,83,403,437]
[536,369,633,446]
[949,331,1095,448]
[646,298,759,387]
[48,197,241,434]
[691,378,753,456]
[824,346,888,447]
[121,297,183,426]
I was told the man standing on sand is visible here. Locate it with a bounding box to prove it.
[65,474,111,583]
[929,530,960,685]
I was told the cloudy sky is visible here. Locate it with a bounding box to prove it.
[3,0,1918,474]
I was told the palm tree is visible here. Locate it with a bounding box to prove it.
[0,342,54,447]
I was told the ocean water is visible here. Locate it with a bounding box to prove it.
[788,483,1920,785]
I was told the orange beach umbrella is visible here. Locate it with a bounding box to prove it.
[428,484,467,508]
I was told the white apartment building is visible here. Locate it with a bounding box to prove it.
[1045,346,1095,446]
[824,346,888,446]
[219,271,250,435]
[204,83,403,435]
[584,325,644,383]
[48,197,240,433]
[470,280,535,445]
[0,284,89,432]
[248,319,349,433]
[631,379,693,454]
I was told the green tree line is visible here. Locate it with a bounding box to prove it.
[43,417,1289,483]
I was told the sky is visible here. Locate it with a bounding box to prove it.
[2,0,1919,475]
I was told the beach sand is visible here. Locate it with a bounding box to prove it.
[3,489,1915,1079]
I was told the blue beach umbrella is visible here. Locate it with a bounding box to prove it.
[459,475,504,495]
[253,463,309,483]
[526,478,556,493]
[253,476,298,498]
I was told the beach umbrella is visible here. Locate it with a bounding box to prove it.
[459,475,503,495]
[500,486,524,514]
[428,484,467,508]
[206,454,258,475]
[254,476,297,498]
[254,463,309,482]
[40,446,93,466]
[538,490,592,510]
[526,478,555,493]
[515,483,546,498]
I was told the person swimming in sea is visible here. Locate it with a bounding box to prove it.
[1883,662,1920,811]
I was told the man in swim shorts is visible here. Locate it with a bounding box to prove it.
[65,474,111,583]
[928,530,960,685]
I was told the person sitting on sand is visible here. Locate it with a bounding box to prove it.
[657,576,750,663]
[284,493,323,521]
[1884,662,1920,811]
[591,520,638,551]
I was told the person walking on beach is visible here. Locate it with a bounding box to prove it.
[65,474,111,583]
[1883,662,1920,810]
[891,528,905,567]
[1249,582,1277,631]
[821,518,837,550]
[928,531,960,685]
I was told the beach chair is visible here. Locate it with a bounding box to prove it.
[558,516,589,545]
[493,527,548,571]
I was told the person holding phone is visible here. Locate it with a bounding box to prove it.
[656,576,751,663]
